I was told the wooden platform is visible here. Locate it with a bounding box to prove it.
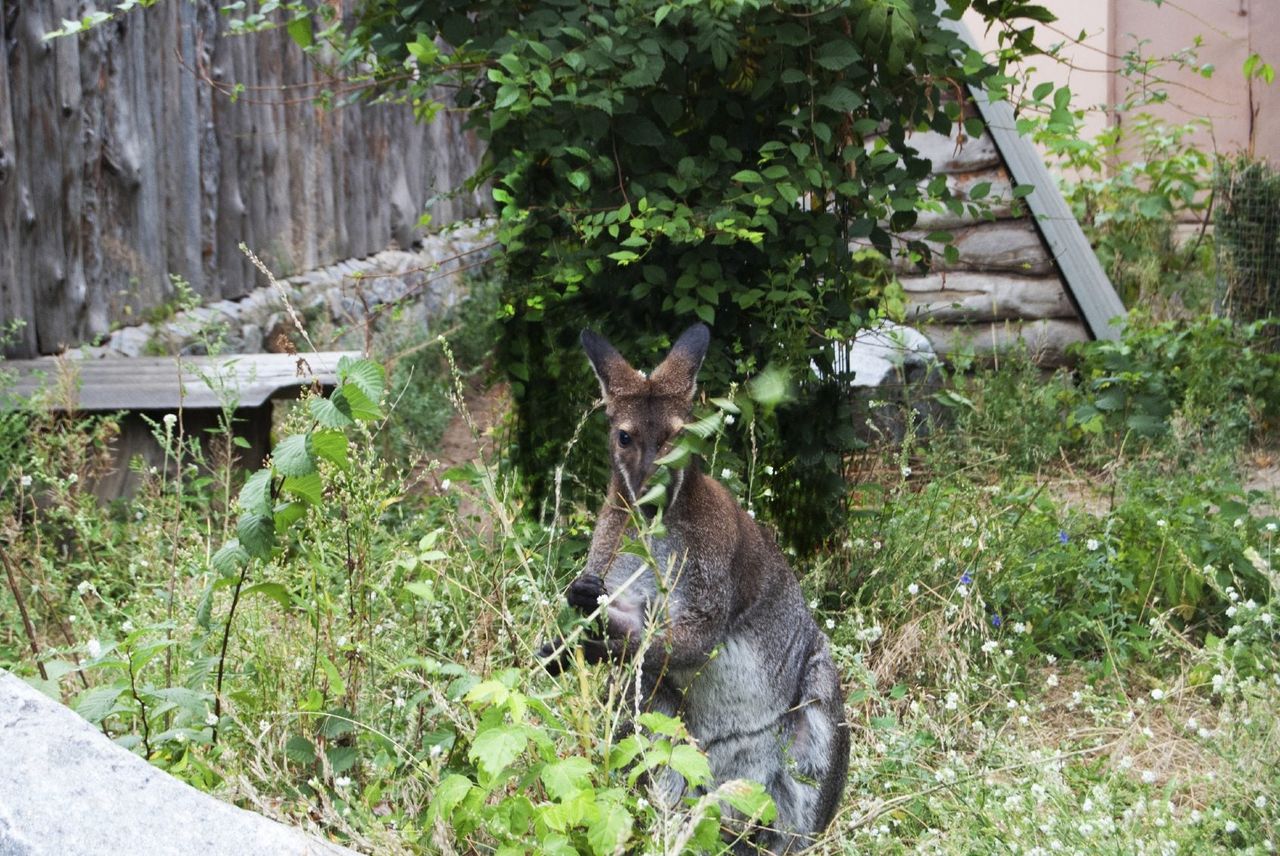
[3,352,361,500]
[4,352,359,412]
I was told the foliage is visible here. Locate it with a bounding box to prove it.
[341,0,1065,549]
[1020,75,1215,311]
[1215,156,1280,349]
[4,303,1280,851]
[1068,314,1280,445]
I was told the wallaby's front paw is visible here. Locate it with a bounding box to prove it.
[567,574,607,613]
[536,638,567,676]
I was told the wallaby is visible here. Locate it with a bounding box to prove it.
[543,324,850,853]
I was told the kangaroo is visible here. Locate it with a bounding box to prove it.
[544,324,850,853]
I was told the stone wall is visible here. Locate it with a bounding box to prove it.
[0,1,485,359]
[70,221,495,360]
[896,122,1090,365]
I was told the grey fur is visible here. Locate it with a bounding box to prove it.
[563,324,850,853]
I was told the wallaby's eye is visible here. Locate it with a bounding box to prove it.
[618,430,632,447]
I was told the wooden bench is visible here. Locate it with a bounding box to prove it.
[4,352,360,499]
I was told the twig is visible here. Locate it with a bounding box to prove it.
[0,545,48,682]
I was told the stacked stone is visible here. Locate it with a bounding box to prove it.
[73,221,494,359]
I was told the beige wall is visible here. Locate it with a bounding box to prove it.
[962,0,1280,164]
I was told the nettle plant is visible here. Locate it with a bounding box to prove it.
[344,0,1063,547]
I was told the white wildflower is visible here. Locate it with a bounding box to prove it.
[394,696,406,709]
[1013,622,1027,635]
[944,692,959,711]
[720,468,734,480]
[907,583,919,596]
[1262,613,1273,625]
[1156,519,1167,528]
[206,712,219,726]
[440,479,452,491]
[763,465,774,476]
[163,413,177,428]
[596,593,610,606]
[1086,539,1100,551]
[900,465,912,478]
[1225,820,1238,833]
[825,618,835,630]
[1045,673,1059,688]
[1150,688,1165,701]
[121,620,134,633]
[334,776,352,790]
[808,598,818,609]
[76,580,92,595]
[86,639,102,659]
[1257,795,1268,810]
[429,744,443,759]
[67,473,78,484]
[1234,518,1245,528]
[724,414,735,424]
[1227,606,1238,618]
[1267,522,1277,532]
[982,640,998,654]
[961,536,973,548]
[19,474,32,488]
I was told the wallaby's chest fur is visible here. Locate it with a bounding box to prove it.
[565,324,849,853]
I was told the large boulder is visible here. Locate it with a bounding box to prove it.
[0,671,358,856]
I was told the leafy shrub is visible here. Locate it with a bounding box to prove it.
[1069,314,1280,445]
[346,0,1066,549]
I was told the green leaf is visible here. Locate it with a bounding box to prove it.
[427,774,473,825]
[968,181,992,201]
[211,539,250,578]
[285,735,316,764]
[586,799,632,856]
[74,684,127,725]
[236,512,276,559]
[242,582,290,611]
[818,86,864,113]
[307,430,349,471]
[541,757,594,801]
[468,726,528,779]
[338,383,382,422]
[285,16,313,49]
[282,472,324,505]
[338,356,386,406]
[238,469,273,516]
[668,743,712,787]
[815,40,860,71]
[718,779,777,822]
[310,393,355,429]
[319,653,346,697]
[272,434,315,477]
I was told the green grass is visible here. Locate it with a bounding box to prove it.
[1,313,1278,854]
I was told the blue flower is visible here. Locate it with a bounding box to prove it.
[991,614,1002,628]
[960,573,973,586]
[1058,530,1069,544]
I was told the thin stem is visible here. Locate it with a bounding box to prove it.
[126,646,154,758]
[212,559,251,746]
[0,545,48,682]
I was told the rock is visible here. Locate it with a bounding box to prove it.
[822,321,944,443]
[891,222,1053,276]
[0,670,358,856]
[107,324,155,358]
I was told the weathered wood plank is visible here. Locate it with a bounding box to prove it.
[5,351,359,411]
[923,319,1089,366]
[903,273,1076,323]
[937,7,1127,340]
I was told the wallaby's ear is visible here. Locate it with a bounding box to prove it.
[650,323,710,400]
[581,329,632,400]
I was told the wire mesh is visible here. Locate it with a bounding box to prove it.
[1214,157,1280,350]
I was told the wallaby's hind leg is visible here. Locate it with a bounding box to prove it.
[758,647,850,854]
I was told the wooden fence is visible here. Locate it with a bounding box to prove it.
[0,1,485,358]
